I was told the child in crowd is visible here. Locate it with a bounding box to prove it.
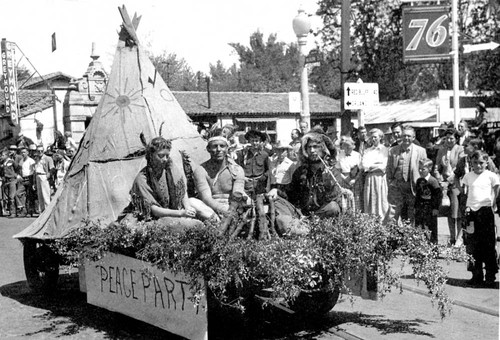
[415,158,442,244]
[460,150,499,287]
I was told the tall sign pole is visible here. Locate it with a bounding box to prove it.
[452,0,460,126]
[340,0,351,135]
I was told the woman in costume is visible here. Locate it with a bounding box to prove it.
[127,135,202,229]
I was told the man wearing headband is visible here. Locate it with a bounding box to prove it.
[191,131,246,220]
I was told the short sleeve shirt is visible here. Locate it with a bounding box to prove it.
[462,170,500,211]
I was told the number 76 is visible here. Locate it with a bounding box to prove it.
[406,14,448,51]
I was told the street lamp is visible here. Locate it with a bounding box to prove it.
[293,7,311,130]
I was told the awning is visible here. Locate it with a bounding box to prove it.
[236,117,279,122]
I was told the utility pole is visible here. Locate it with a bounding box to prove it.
[451,0,460,126]
[340,0,352,135]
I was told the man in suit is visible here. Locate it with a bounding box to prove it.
[386,125,427,225]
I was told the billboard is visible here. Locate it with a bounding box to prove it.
[1,38,19,126]
[402,6,451,63]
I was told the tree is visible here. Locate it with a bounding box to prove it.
[149,51,198,91]
[208,61,240,91]
[315,0,498,101]
[229,31,301,92]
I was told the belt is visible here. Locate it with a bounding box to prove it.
[246,174,266,179]
[36,173,47,175]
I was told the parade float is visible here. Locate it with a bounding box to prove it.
[14,6,453,340]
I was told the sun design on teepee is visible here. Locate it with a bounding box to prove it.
[101,77,144,117]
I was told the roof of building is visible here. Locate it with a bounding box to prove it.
[0,90,53,118]
[364,97,439,124]
[20,71,75,89]
[172,91,341,117]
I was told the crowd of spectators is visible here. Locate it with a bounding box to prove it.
[0,131,76,217]
[183,114,498,287]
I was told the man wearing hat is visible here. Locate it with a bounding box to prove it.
[269,141,297,191]
[473,102,488,138]
[1,147,21,216]
[16,133,35,149]
[235,130,271,197]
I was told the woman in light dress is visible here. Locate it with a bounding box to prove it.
[362,128,389,219]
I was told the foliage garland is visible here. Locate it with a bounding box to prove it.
[54,211,466,319]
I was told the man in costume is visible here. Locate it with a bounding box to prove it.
[192,130,246,220]
[281,131,349,218]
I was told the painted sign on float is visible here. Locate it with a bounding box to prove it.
[1,38,18,126]
[85,252,208,340]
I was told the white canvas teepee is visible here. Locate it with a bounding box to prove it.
[14,7,208,240]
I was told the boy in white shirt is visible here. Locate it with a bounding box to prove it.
[461,150,500,287]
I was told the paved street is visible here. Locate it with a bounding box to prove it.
[0,216,498,339]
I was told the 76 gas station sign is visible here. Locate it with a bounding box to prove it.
[402,6,450,63]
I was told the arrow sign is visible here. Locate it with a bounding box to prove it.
[463,41,500,54]
[344,82,379,110]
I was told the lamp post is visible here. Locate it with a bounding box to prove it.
[293,7,311,130]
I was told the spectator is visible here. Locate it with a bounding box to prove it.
[17,147,36,217]
[289,128,303,162]
[299,121,309,135]
[16,133,35,149]
[415,158,442,244]
[53,149,70,189]
[33,146,54,213]
[386,125,427,225]
[460,150,499,287]
[362,128,389,219]
[52,130,66,150]
[235,130,271,198]
[335,136,363,211]
[391,122,421,147]
[64,131,78,150]
[0,148,20,217]
[454,138,497,247]
[66,146,76,160]
[390,122,404,147]
[457,120,472,146]
[472,102,488,138]
[434,128,465,246]
[269,141,297,191]
[355,125,370,155]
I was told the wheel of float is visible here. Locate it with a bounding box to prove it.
[23,239,60,293]
[289,286,341,316]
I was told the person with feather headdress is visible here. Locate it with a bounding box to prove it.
[125,134,203,229]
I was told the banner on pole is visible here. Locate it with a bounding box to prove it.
[1,38,19,126]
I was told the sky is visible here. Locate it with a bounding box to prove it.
[1,0,323,79]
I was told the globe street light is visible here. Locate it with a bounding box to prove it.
[293,7,311,130]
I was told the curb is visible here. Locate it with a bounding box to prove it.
[400,282,499,317]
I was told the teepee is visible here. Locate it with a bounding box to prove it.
[14,6,208,240]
